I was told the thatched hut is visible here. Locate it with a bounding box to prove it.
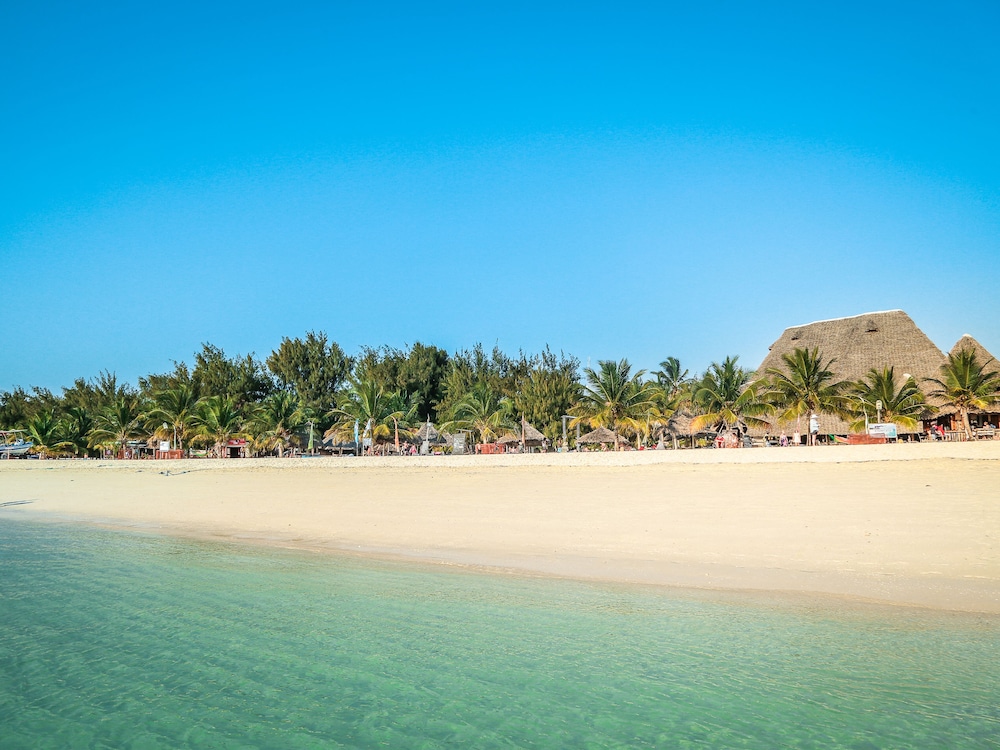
[665,409,715,448]
[936,335,1000,433]
[752,310,946,436]
[414,421,451,446]
[498,420,547,449]
[576,426,619,447]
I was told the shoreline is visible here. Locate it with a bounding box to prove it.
[3,442,999,614]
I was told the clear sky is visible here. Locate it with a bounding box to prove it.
[2,2,998,392]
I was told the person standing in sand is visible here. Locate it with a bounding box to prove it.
[809,413,820,446]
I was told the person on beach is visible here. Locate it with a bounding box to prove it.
[809,414,819,446]
[779,432,788,447]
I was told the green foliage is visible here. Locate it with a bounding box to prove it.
[63,371,134,414]
[139,362,195,399]
[25,410,70,458]
[691,356,772,435]
[325,376,418,452]
[512,350,581,441]
[0,387,37,429]
[193,344,274,406]
[146,383,202,451]
[250,391,306,457]
[447,383,515,444]
[574,359,655,448]
[764,347,851,427]
[849,367,928,432]
[266,332,351,414]
[193,396,246,456]
[925,348,1000,439]
[89,395,147,456]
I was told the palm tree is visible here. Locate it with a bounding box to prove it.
[574,359,655,450]
[147,384,202,452]
[251,391,305,457]
[90,395,146,458]
[193,396,245,458]
[926,348,1000,440]
[25,410,70,458]
[325,376,417,455]
[849,367,929,433]
[446,383,514,445]
[765,347,851,443]
[60,406,95,457]
[691,356,772,437]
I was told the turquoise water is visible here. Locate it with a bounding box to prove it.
[1,519,998,749]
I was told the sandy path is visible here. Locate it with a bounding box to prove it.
[2,442,998,612]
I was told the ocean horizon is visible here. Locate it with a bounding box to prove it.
[2,516,998,749]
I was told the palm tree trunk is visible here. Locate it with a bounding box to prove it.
[962,408,973,441]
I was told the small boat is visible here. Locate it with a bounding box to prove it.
[0,430,34,458]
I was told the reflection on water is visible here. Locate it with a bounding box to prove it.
[1,518,998,748]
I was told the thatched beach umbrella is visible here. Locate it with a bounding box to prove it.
[576,426,619,446]
[499,420,546,449]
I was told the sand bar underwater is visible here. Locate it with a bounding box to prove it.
[2,441,999,613]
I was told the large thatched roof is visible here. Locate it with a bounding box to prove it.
[949,334,998,365]
[939,335,1000,416]
[576,426,618,444]
[752,310,947,435]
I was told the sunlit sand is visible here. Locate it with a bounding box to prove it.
[3,441,999,613]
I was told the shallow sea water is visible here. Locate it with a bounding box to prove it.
[1,518,998,749]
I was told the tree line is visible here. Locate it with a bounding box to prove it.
[1,332,998,457]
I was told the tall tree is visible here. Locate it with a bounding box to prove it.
[574,359,655,450]
[25,410,70,458]
[513,350,581,442]
[266,332,351,414]
[193,396,246,458]
[691,356,772,437]
[251,391,306,457]
[447,383,514,445]
[90,395,147,457]
[925,348,1000,440]
[325,376,417,454]
[147,383,202,451]
[765,347,851,442]
[849,367,928,432]
[193,344,274,406]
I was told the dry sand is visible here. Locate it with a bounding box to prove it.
[2,442,999,613]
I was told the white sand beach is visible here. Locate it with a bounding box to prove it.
[3,441,999,613]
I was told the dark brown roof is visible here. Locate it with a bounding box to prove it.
[752,310,946,434]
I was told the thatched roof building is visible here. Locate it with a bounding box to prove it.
[753,310,947,435]
[576,426,618,445]
[414,422,450,445]
[949,334,998,366]
[939,335,1000,420]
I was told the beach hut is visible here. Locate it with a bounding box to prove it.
[576,426,620,449]
[664,409,713,449]
[935,335,1000,437]
[498,420,547,451]
[414,421,452,453]
[751,310,947,438]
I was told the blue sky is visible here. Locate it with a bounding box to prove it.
[2,2,998,392]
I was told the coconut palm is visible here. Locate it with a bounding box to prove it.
[60,406,95,457]
[765,347,851,442]
[25,410,70,458]
[925,348,1000,440]
[574,359,655,450]
[147,383,202,452]
[251,391,305,457]
[90,395,147,458]
[849,367,929,433]
[691,356,772,437]
[193,396,245,457]
[446,383,514,445]
[325,376,417,454]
